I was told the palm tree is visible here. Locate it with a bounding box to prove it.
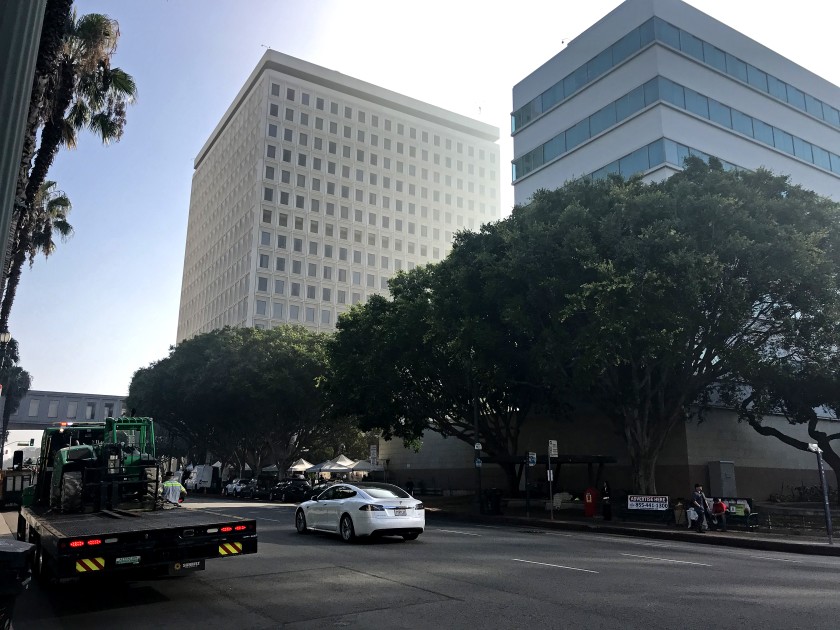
[2,10,136,331]
[0,181,73,331]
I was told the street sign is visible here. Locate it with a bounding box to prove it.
[474,443,482,450]
[474,457,482,468]
[548,440,558,458]
[527,452,536,467]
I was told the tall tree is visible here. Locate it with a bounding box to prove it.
[3,10,136,332]
[504,159,840,492]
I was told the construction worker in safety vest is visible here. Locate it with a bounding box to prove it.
[162,471,187,505]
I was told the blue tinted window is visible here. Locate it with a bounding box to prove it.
[592,160,620,181]
[746,65,768,92]
[830,153,840,174]
[689,147,710,162]
[655,18,680,48]
[709,99,731,128]
[773,128,794,154]
[619,146,650,175]
[613,28,641,63]
[648,139,665,166]
[767,75,787,101]
[587,49,612,81]
[643,78,659,105]
[679,30,704,60]
[703,42,726,72]
[732,110,753,137]
[676,143,690,166]
[616,85,646,121]
[786,85,806,110]
[639,18,655,46]
[792,136,812,161]
[684,88,709,118]
[752,119,773,146]
[812,146,831,170]
[660,79,685,107]
[725,54,748,82]
[590,102,617,136]
[541,83,561,113]
[543,133,565,162]
[566,119,590,150]
[804,94,824,118]
[825,106,840,126]
[664,139,680,165]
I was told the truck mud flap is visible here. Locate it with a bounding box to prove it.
[168,559,205,575]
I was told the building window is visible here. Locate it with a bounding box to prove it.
[85,402,96,420]
[104,402,114,418]
[48,400,59,418]
[67,401,77,418]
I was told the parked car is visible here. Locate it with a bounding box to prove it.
[239,479,271,500]
[270,479,312,503]
[295,482,424,543]
[222,478,246,496]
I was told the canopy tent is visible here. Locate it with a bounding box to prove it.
[331,454,357,467]
[306,459,353,474]
[350,459,383,472]
[287,458,313,472]
[262,465,279,472]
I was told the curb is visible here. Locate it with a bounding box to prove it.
[427,510,840,557]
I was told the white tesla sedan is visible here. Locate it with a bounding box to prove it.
[295,482,424,542]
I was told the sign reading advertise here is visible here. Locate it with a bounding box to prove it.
[627,495,669,511]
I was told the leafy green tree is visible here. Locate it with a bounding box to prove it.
[327,251,555,494]
[3,9,136,332]
[504,159,840,492]
[128,326,333,476]
[0,338,33,448]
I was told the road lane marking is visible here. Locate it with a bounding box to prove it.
[621,553,711,567]
[512,559,599,573]
[750,555,802,563]
[434,528,482,536]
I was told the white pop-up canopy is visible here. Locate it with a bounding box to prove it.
[287,458,314,472]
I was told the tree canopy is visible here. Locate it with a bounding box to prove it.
[127,326,348,474]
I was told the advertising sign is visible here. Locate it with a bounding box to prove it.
[627,495,669,510]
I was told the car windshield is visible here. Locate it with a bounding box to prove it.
[355,483,411,499]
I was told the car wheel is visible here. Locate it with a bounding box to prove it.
[295,510,309,534]
[340,515,356,543]
[402,532,420,541]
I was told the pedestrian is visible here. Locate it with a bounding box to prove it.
[711,497,728,532]
[405,478,415,495]
[162,471,187,505]
[691,483,709,533]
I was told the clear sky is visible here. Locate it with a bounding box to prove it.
[11,0,840,397]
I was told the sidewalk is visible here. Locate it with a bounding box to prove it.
[421,495,840,557]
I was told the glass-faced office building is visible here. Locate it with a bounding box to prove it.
[512,0,840,204]
[177,51,500,341]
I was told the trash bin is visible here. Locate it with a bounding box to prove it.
[482,489,503,515]
[0,538,34,628]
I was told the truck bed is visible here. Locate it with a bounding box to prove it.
[22,505,241,538]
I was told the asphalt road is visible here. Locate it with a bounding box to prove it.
[6,499,840,629]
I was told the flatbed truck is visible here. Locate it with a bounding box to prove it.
[16,417,257,581]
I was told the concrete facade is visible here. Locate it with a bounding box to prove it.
[178,51,500,341]
[7,389,126,430]
[512,0,840,204]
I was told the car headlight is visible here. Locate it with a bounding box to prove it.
[359,504,385,511]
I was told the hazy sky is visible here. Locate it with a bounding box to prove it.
[11,0,840,397]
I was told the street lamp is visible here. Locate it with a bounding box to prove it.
[808,444,834,545]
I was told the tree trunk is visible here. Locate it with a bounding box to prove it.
[629,447,658,494]
[0,246,26,334]
[817,443,840,507]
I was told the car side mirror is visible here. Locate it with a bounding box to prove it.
[311,495,319,501]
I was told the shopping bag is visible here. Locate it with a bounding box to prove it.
[687,507,698,521]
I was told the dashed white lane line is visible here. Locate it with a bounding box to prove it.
[750,555,802,563]
[434,528,482,536]
[512,558,599,574]
[621,553,711,567]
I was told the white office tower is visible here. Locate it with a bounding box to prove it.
[512,0,840,205]
[177,51,500,341]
